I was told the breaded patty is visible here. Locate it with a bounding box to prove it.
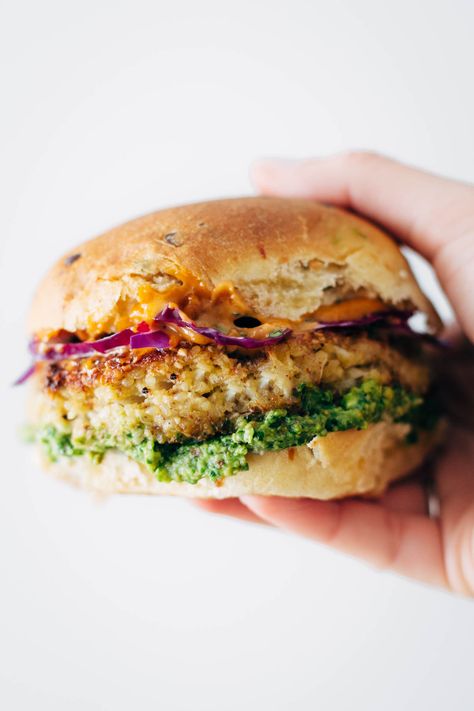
[31,331,430,444]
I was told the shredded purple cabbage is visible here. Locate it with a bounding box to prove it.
[129,330,171,350]
[27,322,170,362]
[314,308,413,330]
[29,328,138,362]
[15,305,444,387]
[17,323,170,384]
[14,364,36,386]
[154,306,291,348]
[314,309,447,347]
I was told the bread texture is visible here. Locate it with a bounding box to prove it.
[36,421,442,500]
[28,197,440,337]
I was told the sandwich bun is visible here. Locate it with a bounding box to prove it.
[37,421,443,500]
[27,197,442,499]
[28,197,440,338]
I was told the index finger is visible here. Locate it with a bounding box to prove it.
[240,495,448,590]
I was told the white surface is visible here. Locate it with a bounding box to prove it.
[1,1,473,709]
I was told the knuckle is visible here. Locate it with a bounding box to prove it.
[343,150,384,171]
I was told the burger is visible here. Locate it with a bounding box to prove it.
[20,197,443,499]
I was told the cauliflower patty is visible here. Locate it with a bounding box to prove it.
[30,331,431,446]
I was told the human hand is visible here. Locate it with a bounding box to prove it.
[196,153,474,595]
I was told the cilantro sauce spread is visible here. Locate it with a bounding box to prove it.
[35,380,437,485]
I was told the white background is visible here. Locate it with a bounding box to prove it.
[1,1,473,709]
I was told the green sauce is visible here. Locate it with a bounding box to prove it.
[36,380,438,485]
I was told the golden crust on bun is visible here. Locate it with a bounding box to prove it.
[28,197,440,338]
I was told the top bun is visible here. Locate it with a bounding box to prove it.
[28,197,440,337]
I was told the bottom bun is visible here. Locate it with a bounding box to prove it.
[36,421,443,500]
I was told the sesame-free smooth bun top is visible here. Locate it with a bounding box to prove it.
[28,197,440,338]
